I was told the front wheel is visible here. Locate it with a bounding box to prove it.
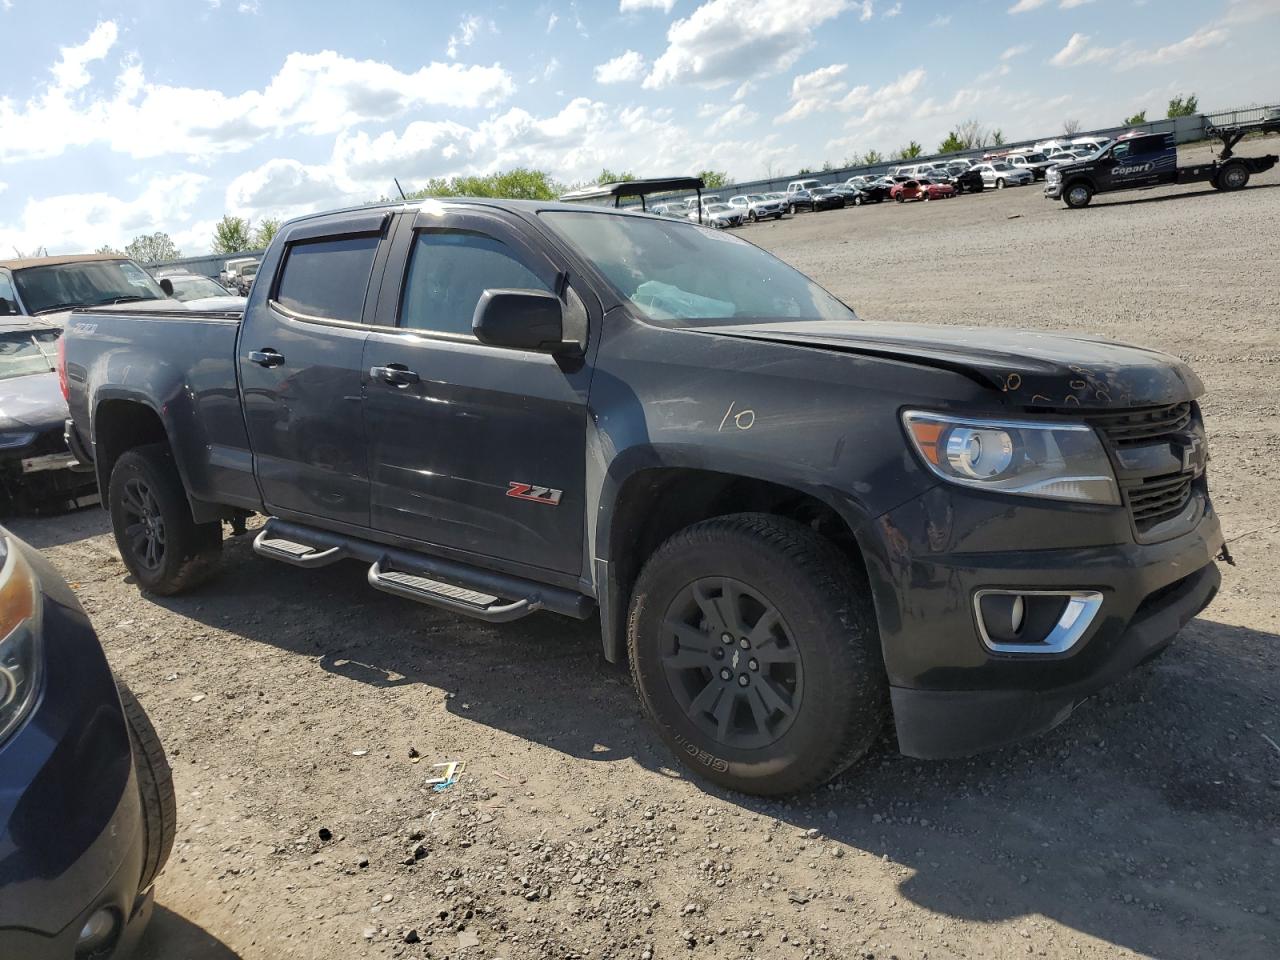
[853,195,863,206]
[117,678,177,891]
[788,203,797,215]
[747,210,757,223]
[1064,182,1094,209]
[895,194,904,203]
[628,514,887,796]
[108,444,222,595]
[995,178,1006,190]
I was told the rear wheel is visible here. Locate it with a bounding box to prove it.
[108,444,222,595]
[853,194,864,206]
[117,678,177,891]
[995,178,1006,190]
[1217,162,1250,191]
[788,203,797,215]
[628,514,887,796]
[1064,182,1094,209]
[747,210,757,223]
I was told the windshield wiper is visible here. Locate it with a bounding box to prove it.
[32,302,84,315]
[102,295,156,305]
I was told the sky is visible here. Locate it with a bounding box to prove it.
[1,0,1277,256]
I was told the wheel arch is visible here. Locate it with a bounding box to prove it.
[593,458,878,664]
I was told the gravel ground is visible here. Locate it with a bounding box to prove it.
[8,139,1280,960]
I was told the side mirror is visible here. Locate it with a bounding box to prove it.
[159,278,174,296]
[473,289,574,354]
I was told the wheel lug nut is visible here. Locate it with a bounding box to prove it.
[721,633,733,644]
[720,668,732,681]
[737,674,750,687]
[739,637,750,649]
[748,658,759,671]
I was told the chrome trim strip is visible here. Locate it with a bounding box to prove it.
[973,589,1104,655]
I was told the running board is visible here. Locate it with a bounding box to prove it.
[252,530,345,568]
[369,561,538,623]
[250,518,594,622]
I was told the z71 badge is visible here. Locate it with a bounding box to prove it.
[506,482,563,506]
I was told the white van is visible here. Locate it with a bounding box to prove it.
[786,179,823,195]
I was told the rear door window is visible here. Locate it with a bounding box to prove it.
[275,234,380,323]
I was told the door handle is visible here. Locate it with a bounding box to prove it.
[370,363,421,386]
[248,349,285,368]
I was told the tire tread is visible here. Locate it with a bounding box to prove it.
[116,678,177,891]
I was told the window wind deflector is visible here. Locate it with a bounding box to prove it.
[287,211,390,243]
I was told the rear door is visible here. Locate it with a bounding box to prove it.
[238,210,394,528]
[360,206,593,575]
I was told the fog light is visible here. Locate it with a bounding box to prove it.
[77,908,118,955]
[975,590,1103,655]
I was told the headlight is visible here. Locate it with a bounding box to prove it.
[902,411,1119,505]
[0,431,37,450]
[0,539,43,744]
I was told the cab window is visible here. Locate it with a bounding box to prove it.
[275,234,379,323]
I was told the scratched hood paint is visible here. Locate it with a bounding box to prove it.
[694,320,1202,409]
[0,371,67,433]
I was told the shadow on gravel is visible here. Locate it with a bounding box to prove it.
[153,531,1279,960]
[1084,182,1280,209]
[3,503,110,549]
[135,905,243,960]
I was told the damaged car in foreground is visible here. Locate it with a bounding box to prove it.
[63,200,1225,796]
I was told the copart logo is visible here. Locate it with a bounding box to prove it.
[506,481,563,506]
[1115,162,1154,176]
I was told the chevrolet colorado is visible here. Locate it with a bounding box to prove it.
[63,199,1224,795]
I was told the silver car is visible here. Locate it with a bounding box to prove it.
[971,162,1034,189]
[691,202,744,228]
[728,193,785,222]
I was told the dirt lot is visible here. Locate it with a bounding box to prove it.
[10,141,1280,960]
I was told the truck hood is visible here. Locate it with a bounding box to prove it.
[0,371,67,432]
[693,320,1202,409]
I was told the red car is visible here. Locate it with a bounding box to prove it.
[891,179,956,202]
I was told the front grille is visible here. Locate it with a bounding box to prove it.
[1082,402,1201,535]
[1126,472,1194,527]
[1089,402,1192,446]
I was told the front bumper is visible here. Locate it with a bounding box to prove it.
[0,535,149,959]
[859,486,1224,758]
[1044,179,1063,199]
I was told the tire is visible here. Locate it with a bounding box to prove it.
[117,678,177,891]
[895,194,904,203]
[1217,162,1250,191]
[627,513,887,796]
[108,444,222,595]
[853,195,863,206]
[922,192,930,201]
[788,203,797,215]
[747,210,757,223]
[1064,181,1094,209]
[995,178,1006,190]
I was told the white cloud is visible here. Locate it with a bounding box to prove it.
[881,2,901,17]
[0,25,516,164]
[731,80,753,101]
[929,13,951,26]
[1121,26,1228,68]
[1001,43,1032,59]
[1221,0,1280,23]
[779,63,848,122]
[707,102,760,133]
[1009,0,1048,12]
[644,0,853,90]
[620,0,677,10]
[594,50,648,84]
[447,14,495,59]
[546,11,559,30]
[781,65,928,127]
[0,173,208,255]
[1059,0,1094,6]
[1049,32,1118,67]
[858,1,873,20]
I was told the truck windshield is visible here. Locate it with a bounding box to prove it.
[13,260,165,314]
[541,210,856,326]
[0,328,59,380]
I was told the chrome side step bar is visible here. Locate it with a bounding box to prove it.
[250,518,593,623]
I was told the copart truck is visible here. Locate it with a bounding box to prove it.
[1046,117,1280,208]
[62,199,1225,795]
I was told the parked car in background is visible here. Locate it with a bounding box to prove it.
[762,191,790,207]
[942,164,985,194]
[892,179,956,202]
[0,320,95,512]
[785,178,823,198]
[1005,152,1055,180]
[220,257,261,296]
[972,162,1034,189]
[847,176,893,202]
[728,194,785,222]
[0,254,168,327]
[827,183,868,206]
[695,202,745,228]
[156,273,230,302]
[0,528,176,958]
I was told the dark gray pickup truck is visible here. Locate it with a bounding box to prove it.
[62,198,1225,795]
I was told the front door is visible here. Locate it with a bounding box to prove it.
[239,211,391,527]
[361,207,592,575]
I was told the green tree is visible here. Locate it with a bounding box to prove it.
[405,168,564,201]
[820,159,835,172]
[697,169,731,189]
[895,141,924,160]
[1124,110,1148,126]
[94,244,123,255]
[596,169,636,184]
[253,218,282,249]
[990,129,1006,146]
[1167,94,1199,118]
[861,149,884,165]
[212,216,253,255]
[796,166,813,175]
[124,232,180,264]
[938,131,967,154]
